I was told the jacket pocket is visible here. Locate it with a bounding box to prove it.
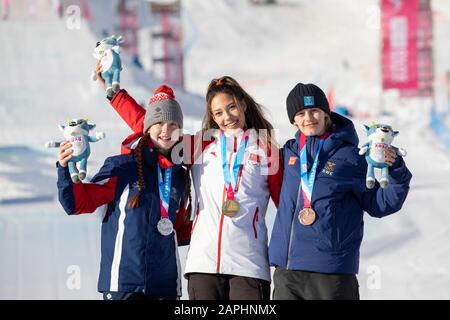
[252,207,259,239]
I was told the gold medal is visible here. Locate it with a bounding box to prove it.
[298,207,316,226]
[222,199,240,217]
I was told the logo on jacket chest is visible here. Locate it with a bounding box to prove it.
[288,156,298,165]
[322,161,336,176]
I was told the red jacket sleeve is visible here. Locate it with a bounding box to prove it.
[110,89,145,133]
[72,177,118,214]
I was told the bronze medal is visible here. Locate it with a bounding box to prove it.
[298,207,316,226]
[222,199,240,217]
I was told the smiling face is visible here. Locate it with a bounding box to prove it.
[210,93,246,134]
[293,108,326,136]
[147,121,180,151]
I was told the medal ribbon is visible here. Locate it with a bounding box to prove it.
[220,131,249,200]
[299,132,329,208]
[157,165,172,219]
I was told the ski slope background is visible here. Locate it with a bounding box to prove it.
[1,0,450,299]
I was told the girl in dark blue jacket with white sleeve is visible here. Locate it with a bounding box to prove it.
[269,83,412,300]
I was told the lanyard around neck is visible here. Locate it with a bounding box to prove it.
[157,165,172,219]
[299,132,328,207]
[220,130,249,200]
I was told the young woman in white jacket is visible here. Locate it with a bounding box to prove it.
[183,76,282,300]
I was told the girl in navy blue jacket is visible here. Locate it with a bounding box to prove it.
[269,83,412,300]
[57,85,192,300]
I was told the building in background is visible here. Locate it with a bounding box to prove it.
[148,0,184,88]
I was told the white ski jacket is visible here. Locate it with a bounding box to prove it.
[184,129,282,282]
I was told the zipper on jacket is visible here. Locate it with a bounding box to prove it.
[286,210,296,270]
[252,207,259,239]
[216,187,227,273]
[216,212,225,273]
[287,179,303,270]
[216,147,234,273]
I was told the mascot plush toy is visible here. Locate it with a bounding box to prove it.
[91,34,124,98]
[45,119,105,183]
[358,123,407,189]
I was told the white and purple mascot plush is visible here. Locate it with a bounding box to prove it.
[45,119,105,183]
[359,123,407,189]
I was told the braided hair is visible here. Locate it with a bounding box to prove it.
[128,133,150,209]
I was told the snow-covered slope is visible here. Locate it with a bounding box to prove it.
[0,0,449,299]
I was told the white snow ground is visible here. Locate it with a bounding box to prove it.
[0,0,450,299]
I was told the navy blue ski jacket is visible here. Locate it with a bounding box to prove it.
[57,146,191,297]
[268,113,412,274]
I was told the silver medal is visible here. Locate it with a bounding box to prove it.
[157,218,174,236]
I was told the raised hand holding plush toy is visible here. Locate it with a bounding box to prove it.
[91,35,124,98]
[358,123,407,189]
[46,119,105,183]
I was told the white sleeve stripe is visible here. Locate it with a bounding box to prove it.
[109,185,129,291]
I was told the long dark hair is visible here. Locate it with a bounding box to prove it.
[203,76,275,146]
